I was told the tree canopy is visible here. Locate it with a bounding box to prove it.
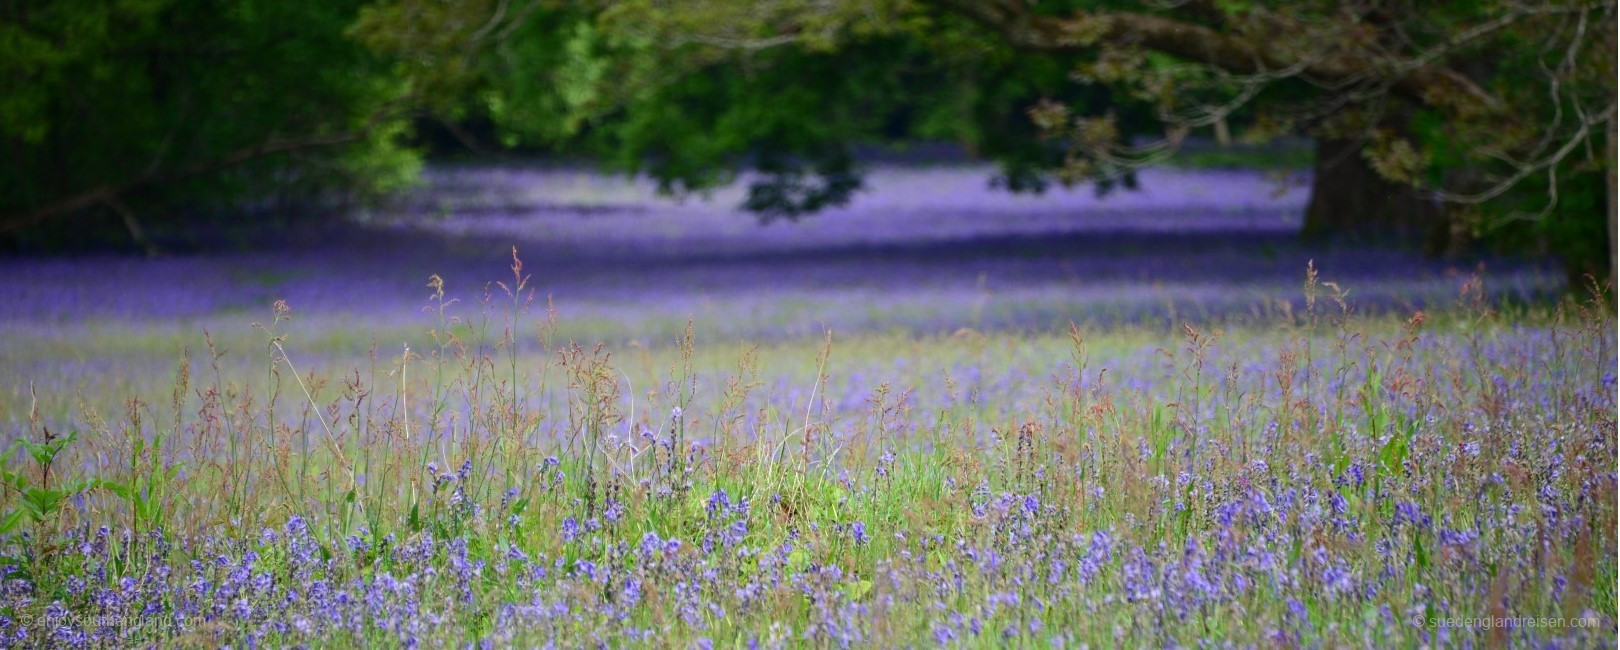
[1,0,419,250]
[3,0,1614,274]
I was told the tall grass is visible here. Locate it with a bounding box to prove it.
[0,260,1612,647]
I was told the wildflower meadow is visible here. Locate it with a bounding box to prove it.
[0,167,1613,648]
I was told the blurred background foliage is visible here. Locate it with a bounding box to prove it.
[1,0,1613,278]
[1,0,419,251]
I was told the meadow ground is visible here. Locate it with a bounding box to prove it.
[0,166,1611,647]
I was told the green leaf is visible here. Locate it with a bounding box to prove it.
[1378,431,1406,478]
[101,481,132,501]
[137,498,159,524]
[23,487,64,516]
[0,510,25,534]
[19,440,56,468]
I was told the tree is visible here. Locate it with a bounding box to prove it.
[432,0,1613,274]
[925,0,1614,274]
[5,0,1612,279]
[348,0,1133,219]
[0,0,417,251]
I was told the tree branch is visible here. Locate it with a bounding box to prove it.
[925,0,1503,113]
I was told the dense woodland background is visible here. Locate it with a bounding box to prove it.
[2,0,1614,278]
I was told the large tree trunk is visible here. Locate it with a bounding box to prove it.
[1302,138,1456,255]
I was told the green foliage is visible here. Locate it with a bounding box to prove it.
[1398,4,1615,275]
[1499,158,1610,279]
[1168,142,1313,170]
[98,432,181,536]
[354,1,1127,216]
[1,0,417,251]
[0,431,95,534]
[4,0,1611,271]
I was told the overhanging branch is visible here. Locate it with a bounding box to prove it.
[925,0,1503,113]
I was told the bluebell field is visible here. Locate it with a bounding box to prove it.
[0,167,1610,647]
